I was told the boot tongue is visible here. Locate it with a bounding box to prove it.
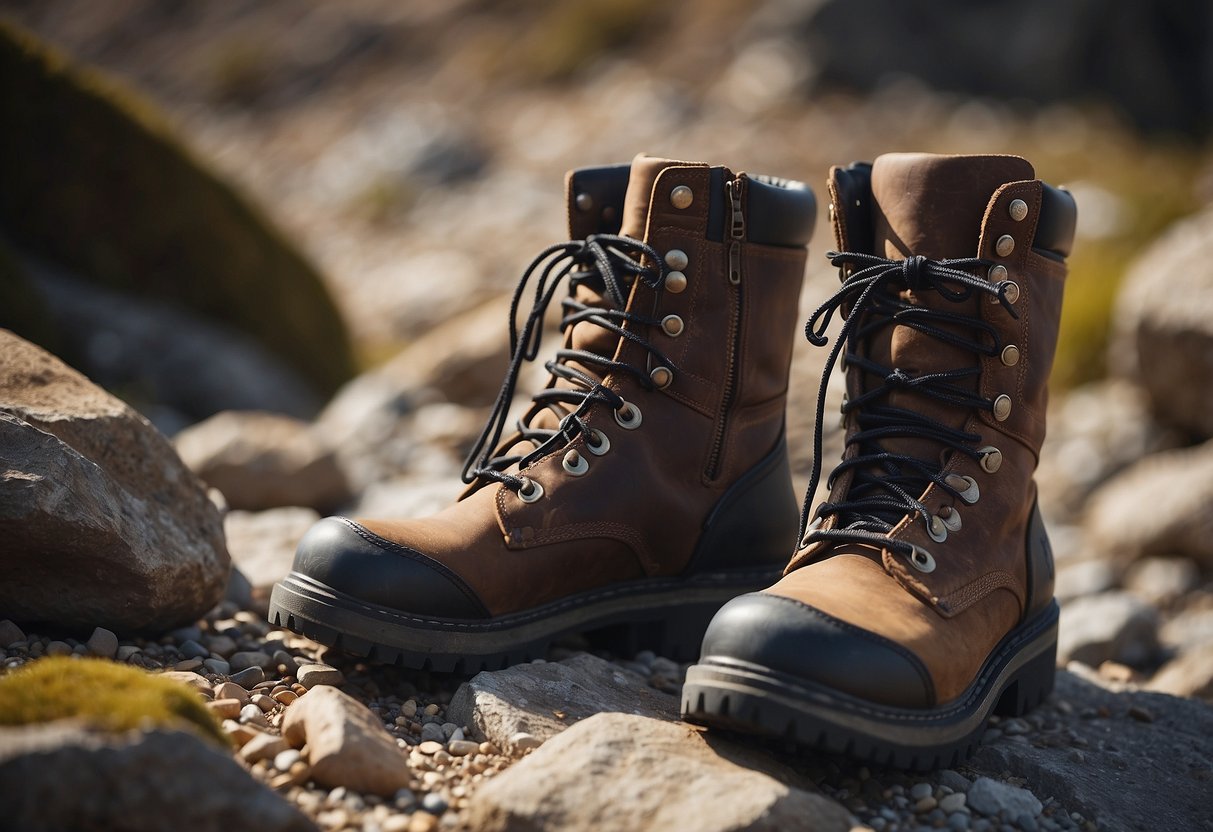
[847,154,1036,517]
[870,153,1035,260]
[619,154,686,240]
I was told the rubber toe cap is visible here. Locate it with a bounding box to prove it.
[290,517,489,619]
[698,592,936,708]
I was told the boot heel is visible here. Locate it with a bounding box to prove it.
[994,638,1057,717]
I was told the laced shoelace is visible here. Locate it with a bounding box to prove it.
[797,252,1019,558]
[461,233,672,494]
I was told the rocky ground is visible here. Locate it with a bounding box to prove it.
[2,2,1213,831]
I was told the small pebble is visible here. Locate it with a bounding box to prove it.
[0,620,25,647]
[178,639,210,660]
[448,739,478,757]
[240,703,269,727]
[509,731,543,751]
[394,788,417,810]
[948,812,971,831]
[175,658,204,671]
[46,640,72,657]
[168,625,203,643]
[420,722,445,743]
[86,627,119,658]
[423,703,440,716]
[274,748,302,771]
[229,651,273,672]
[273,689,298,705]
[1127,705,1154,723]
[203,658,231,675]
[229,666,265,688]
[213,681,250,704]
[421,793,448,814]
[408,812,438,832]
[911,783,934,800]
[297,664,345,689]
[940,792,967,813]
[207,698,243,719]
[916,796,938,812]
[401,700,418,718]
[116,645,141,662]
[418,741,444,755]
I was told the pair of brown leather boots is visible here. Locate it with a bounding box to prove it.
[270,152,1077,769]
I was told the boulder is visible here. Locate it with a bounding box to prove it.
[0,331,228,632]
[1057,591,1159,667]
[1112,202,1213,437]
[0,722,315,832]
[1146,644,1213,700]
[281,685,409,796]
[175,411,351,512]
[461,712,855,832]
[0,22,355,397]
[446,653,679,750]
[1083,439,1213,567]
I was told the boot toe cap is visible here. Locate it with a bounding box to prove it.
[290,516,489,619]
[699,592,936,708]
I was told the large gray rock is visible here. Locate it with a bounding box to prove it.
[462,712,855,832]
[1083,439,1213,567]
[0,722,315,832]
[446,653,679,750]
[1057,591,1159,667]
[0,330,229,632]
[1112,203,1213,438]
[969,671,1213,832]
[281,684,409,796]
[175,410,352,512]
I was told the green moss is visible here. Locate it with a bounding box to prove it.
[0,657,226,747]
[0,21,355,397]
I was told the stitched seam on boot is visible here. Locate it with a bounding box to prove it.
[339,518,490,617]
[761,593,937,704]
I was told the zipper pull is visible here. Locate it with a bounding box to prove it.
[726,176,746,284]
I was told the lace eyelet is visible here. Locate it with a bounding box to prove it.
[517,477,544,503]
[908,546,936,573]
[945,474,980,504]
[939,505,962,532]
[927,514,948,543]
[585,429,610,456]
[979,445,1003,473]
[614,400,643,430]
[562,450,589,476]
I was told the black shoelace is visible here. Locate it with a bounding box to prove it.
[798,252,1019,558]
[461,234,672,494]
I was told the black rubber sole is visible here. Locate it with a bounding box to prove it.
[268,569,780,673]
[680,601,1059,770]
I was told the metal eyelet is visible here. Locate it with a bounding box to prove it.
[908,546,937,573]
[993,394,1013,421]
[649,366,673,389]
[661,315,684,337]
[939,505,962,532]
[1001,281,1020,304]
[614,400,643,430]
[945,474,980,504]
[1001,344,1020,366]
[664,249,689,270]
[517,477,544,503]
[664,271,687,293]
[927,515,948,543]
[995,235,1015,257]
[979,445,1003,473]
[562,450,589,476]
[988,264,1008,283]
[585,429,610,456]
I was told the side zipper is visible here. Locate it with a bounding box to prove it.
[706,175,746,480]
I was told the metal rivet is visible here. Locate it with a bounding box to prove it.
[939,506,962,532]
[928,515,948,543]
[1009,199,1028,222]
[585,429,610,456]
[650,366,673,388]
[602,206,617,223]
[664,249,689,270]
[828,203,835,219]
[945,474,980,504]
[575,193,593,212]
[665,271,687,294]
[909,546,937,573]
[979,445,1003,473]
[517,477,544,503]
[614,400,643,429]
[996,235,1016,257]
[993,394,1013,421]
[988,264,1008,283]
[1003,281,1020,304]
[1001,344,1020,366]
[661,315,684,337]
[562,450,589,476]
[670,185,694,209]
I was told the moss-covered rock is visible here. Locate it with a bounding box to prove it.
[0,21,355,397]
[0,657,226,747]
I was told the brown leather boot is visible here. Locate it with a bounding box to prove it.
[270,155,816,671]
[682,153,1077,768]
